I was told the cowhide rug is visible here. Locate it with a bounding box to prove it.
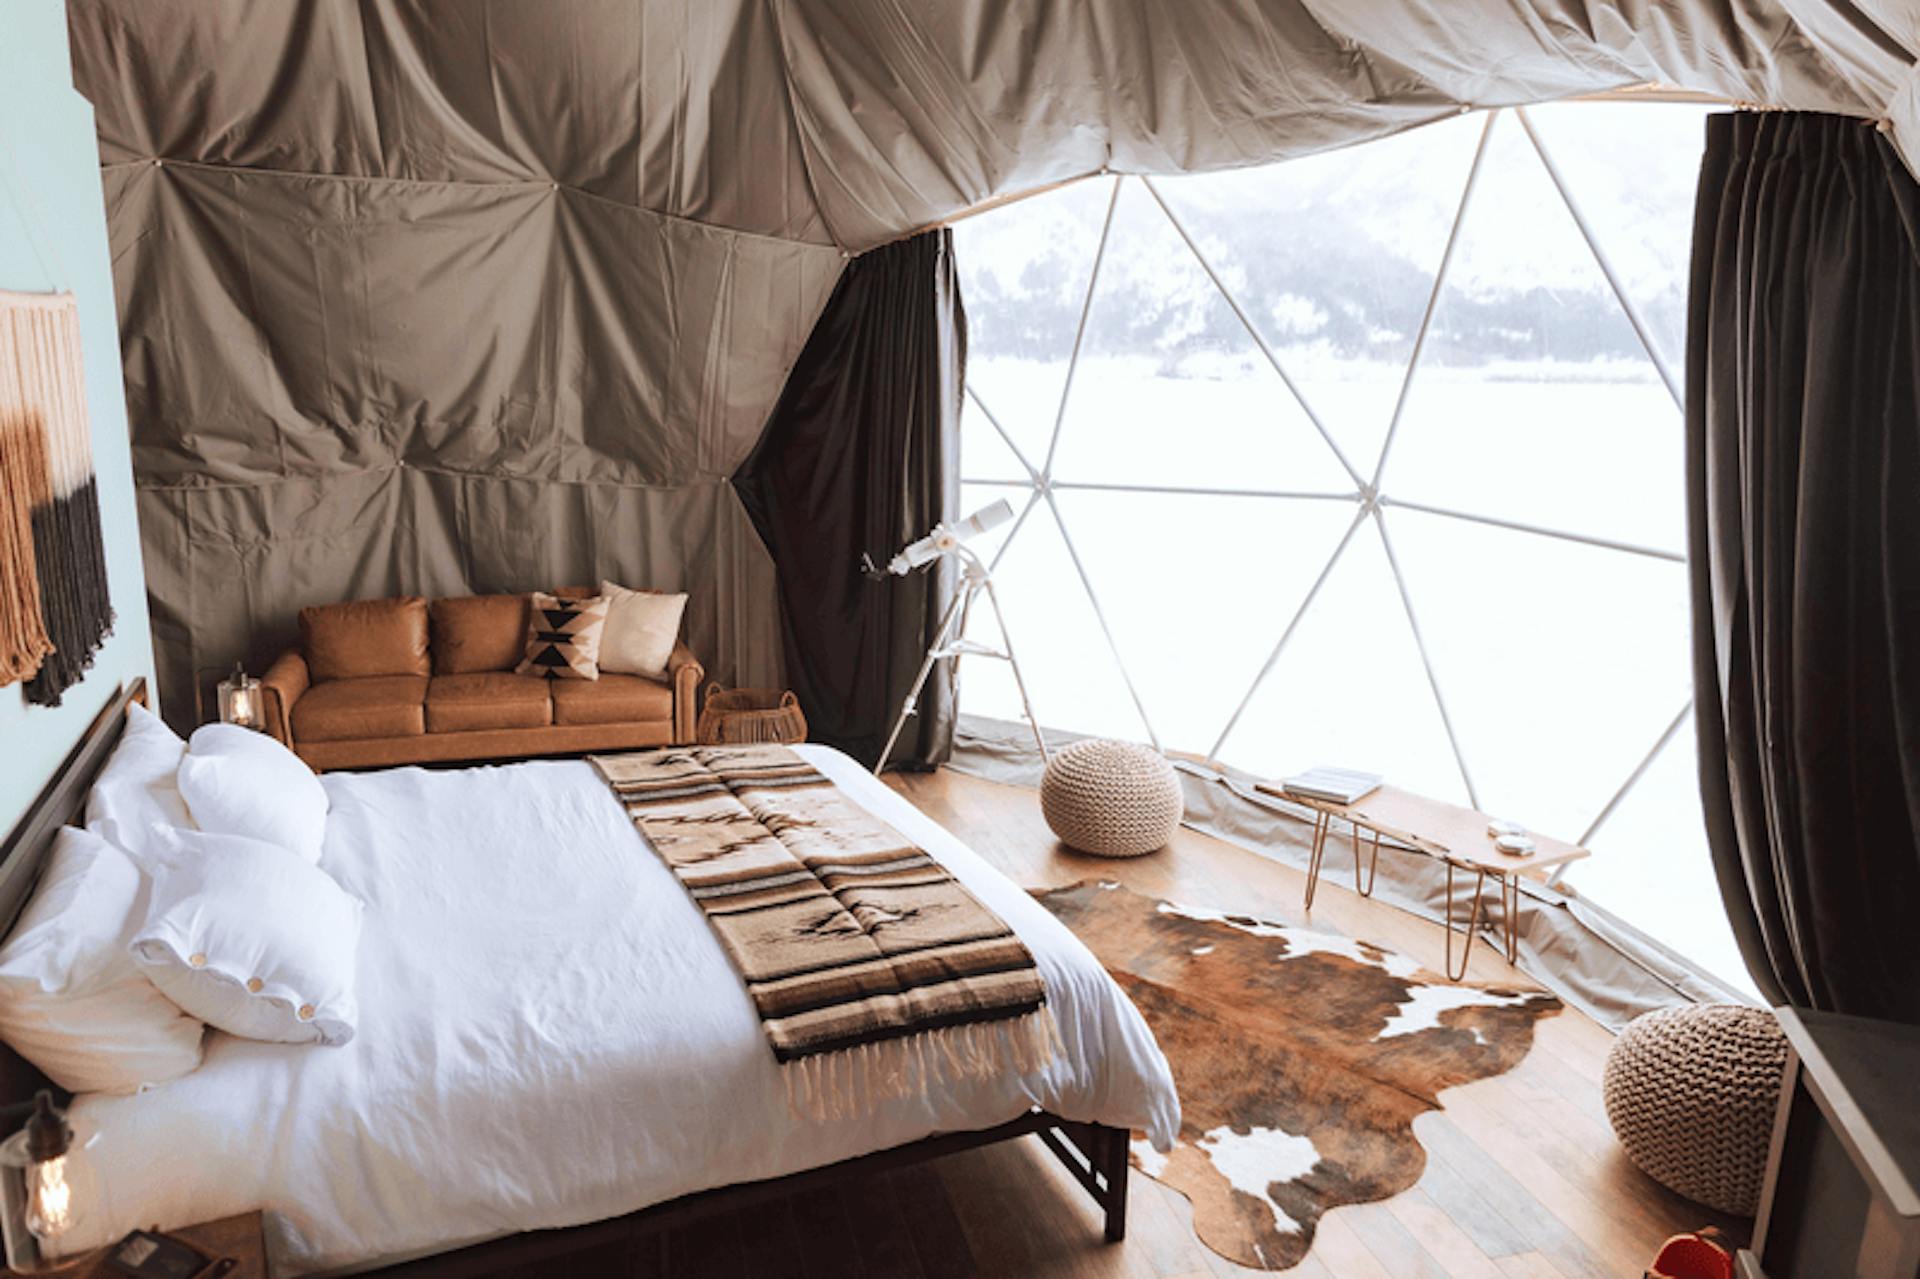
[1035,879,1562,1271]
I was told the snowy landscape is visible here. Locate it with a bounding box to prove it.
[950,102,1755,994]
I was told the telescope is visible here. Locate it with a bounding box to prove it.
[886,499,1016,575]
[870,495,1045,772]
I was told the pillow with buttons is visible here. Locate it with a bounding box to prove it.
[129,826,361,1046]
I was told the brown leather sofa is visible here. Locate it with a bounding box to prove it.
[259,592,702,771]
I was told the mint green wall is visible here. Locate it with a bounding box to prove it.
[0,0,155,834]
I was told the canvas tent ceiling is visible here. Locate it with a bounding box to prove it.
[74,0,1918,251]
[779,0,1918,249]
[66,0,1916,718]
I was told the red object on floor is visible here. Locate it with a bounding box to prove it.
[1647,1230,1734,1279]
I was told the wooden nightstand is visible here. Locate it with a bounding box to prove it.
[69,1212,267,1279]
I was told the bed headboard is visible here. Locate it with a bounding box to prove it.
[0,678,146,1105]
[0,679,146,939]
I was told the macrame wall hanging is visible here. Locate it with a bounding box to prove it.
[0,291,114,705]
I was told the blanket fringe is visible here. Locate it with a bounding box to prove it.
[783,1007,1065,1123]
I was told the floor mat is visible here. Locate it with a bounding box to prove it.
[1035,878,1562,1270]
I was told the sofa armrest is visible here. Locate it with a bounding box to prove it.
[260,650,310,748]
[668,642,703,744]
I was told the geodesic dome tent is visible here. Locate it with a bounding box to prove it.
[64,0,1919,1006]
[949,102,1738,985]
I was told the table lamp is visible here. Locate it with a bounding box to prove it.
[216,662,262,731]
[0,1091,89,1271]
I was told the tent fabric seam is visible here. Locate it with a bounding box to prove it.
[134,461,748,495]
[760,0,842,259]
[98,156,840,251]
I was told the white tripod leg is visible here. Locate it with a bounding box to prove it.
[982,576,1048,763]
[873,579,972,774]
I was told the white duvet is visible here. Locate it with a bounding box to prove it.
[65,748,1179,1275]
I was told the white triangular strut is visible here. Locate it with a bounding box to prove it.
[952,103,1692,841]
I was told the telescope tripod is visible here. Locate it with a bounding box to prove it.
[875,547,1049,773]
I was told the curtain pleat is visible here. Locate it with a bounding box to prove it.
[1687,112,1920,1021]
[732,231,963,769]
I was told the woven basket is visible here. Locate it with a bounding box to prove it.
[696,684,808,746]
[1603,1003,1788,1216]
[1040,739,1183,858]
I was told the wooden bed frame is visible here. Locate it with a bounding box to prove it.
[0,679,1132,1274]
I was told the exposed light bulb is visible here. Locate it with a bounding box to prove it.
[23,1155,69,1241]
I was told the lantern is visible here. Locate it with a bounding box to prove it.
[0,1092,91,1270]
[217,662,262,731]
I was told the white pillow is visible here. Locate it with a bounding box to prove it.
[84,703,194,861]
[131,827,361,1047]
[177,723,328,865]
[596,580,687,680]
[0,827,204,1093]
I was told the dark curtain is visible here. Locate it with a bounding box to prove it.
[733,231,963,770]
[1688,112,1920,1022]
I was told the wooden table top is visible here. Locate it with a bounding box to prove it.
[1261,782,1591,877]
[69,1211,266,1279]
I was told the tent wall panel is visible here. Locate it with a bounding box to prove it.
[113,166,565,485]
[105,165,844,491]
[138,469,782,730]
[70,0,831,243]
[87,63,840,723]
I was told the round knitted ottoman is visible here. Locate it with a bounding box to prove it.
[1040,739,1183,858]
[1603,1003,1788,1215]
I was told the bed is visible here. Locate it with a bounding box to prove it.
[1,683,1179,1276]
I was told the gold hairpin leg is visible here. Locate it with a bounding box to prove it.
[1500,871,1520,965]
[1443,865,1526,979]
[1443,861,1489,982]
[1351,822,1381,897]
[1303,811,1331,910]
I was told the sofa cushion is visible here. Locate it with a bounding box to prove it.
[293,676,428,742]
[301,597,430,682]
[597,581,687,680]
[430,595,530,675]
[426,673,553,733]
[551,673,673,726]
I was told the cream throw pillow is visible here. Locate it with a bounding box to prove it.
[597,581,687,680]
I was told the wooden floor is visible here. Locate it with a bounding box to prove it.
[496,766,1737,1279]
[864,767,1740,1279]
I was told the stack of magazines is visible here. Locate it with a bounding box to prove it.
[1262,766,1383,805]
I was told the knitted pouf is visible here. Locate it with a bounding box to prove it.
[1040,739,1183,858]
[1602,1003,1788,1215]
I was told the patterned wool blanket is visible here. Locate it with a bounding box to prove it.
[590,745,1059,1118]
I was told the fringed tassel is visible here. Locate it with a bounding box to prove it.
[0,401,53,683]
[782,1007,1065,1123]
[0,294,113,705]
